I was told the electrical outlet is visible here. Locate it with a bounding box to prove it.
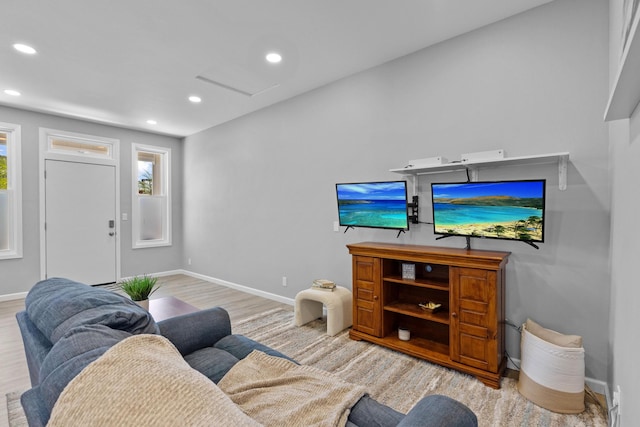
[333,221,340,232]
[613,385,621,415]
[282,276,287,287]
[188,258,192,266]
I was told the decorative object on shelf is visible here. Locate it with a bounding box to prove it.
[418,302,442,313]
[460,149,504,163]
[312,279,336,291]
[405,156,448,168]
[401,263,415,280]
[398,327,410,341]
[118,274,159,309]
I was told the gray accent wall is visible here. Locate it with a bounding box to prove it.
[0,106,183,295]
[183,0,611,382]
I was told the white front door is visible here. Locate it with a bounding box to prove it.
[45,159,117,285]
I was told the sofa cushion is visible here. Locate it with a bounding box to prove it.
[215,334,297,363]
[39,325,132,415]
[184,346,240,383]
[26,277,158,343]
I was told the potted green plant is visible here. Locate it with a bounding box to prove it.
[119,275,159,309]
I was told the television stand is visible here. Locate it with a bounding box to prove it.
[435,234,539,250]
[347,242,510,388]
[434,234,472,250]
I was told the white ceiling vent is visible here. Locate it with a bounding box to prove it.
[195,75,279,97]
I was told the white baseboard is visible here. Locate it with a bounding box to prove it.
[119,269,185,282]
[0,291,28,302]
[180,269,295,307]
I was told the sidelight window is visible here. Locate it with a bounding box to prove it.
[0,122,22,259]
[132,144,171,248]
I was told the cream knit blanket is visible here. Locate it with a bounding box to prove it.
[48,335,261,427]
[218,350,367,427]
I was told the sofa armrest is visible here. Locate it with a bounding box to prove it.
[16,311,53,387]
[396,395,477,427]
[157,307,232,356]
[21,387,49,427]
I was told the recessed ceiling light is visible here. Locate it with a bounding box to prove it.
[146,119,157,125]
[4,89,21,96]
[13,43,37,55]
[188,95,202,103]
[266,52,282,64]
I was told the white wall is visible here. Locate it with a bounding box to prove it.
[608,0,640,424]
[0,106,184,295]
[184,0,611,381]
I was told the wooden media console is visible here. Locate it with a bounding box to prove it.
[347,242,510,388]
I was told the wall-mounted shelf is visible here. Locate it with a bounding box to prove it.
[390,152,570,190]
[605,8,640,121]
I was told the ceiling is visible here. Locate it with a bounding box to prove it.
[1,0,553,137]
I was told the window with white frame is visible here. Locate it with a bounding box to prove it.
[0,122,22,259]
[132,144,171,248]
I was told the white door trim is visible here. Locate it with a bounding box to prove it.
[38,128,121,282]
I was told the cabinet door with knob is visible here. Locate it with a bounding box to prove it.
[352,256,382,337]
[450,266,503,373]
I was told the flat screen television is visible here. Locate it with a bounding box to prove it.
[336,181,409,230]
[431,179,545,243]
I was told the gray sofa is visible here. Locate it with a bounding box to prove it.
[16,278,478,427]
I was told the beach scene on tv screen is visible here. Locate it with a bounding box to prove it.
[432,181,544,241]
[337,182,408,229]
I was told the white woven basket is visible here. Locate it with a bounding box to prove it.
[517,324,585,413]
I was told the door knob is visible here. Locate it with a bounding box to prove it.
[109,232,115,236]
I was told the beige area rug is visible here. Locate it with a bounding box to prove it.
[233,308,607,427]
[7,308,607,427]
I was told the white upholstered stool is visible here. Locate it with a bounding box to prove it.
[294,286,352,336]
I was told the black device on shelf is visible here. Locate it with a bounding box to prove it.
[408,195,419,224]
[430,179,546,248]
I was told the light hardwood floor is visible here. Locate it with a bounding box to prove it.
[1,274,606,425]
[0,274,293,427]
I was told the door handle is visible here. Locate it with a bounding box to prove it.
[109,232,115,236]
